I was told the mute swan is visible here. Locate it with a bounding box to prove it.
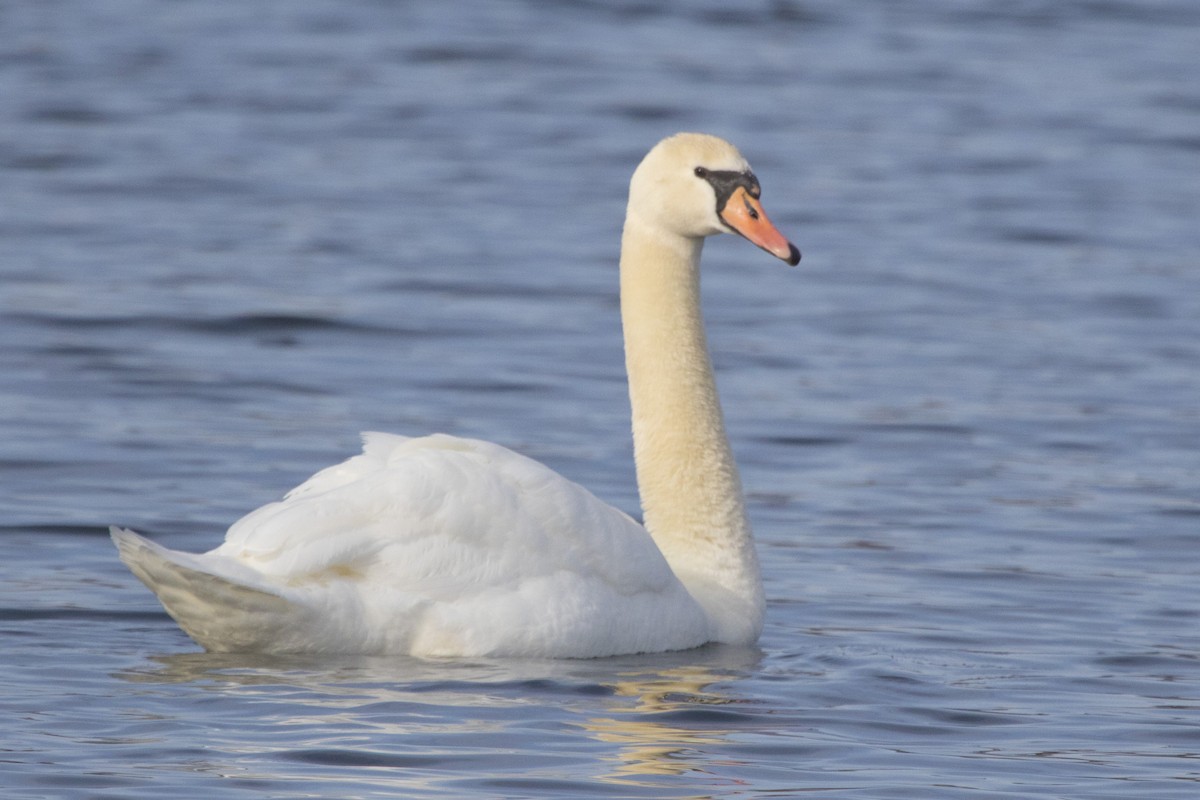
[112,132,800,658]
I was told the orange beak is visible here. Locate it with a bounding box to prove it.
[720,187,801,266]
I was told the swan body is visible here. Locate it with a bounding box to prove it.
[114,132,800,658]
[113,434,710,656]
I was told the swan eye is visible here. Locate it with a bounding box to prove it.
[694,166,709,178]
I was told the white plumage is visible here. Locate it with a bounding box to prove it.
[114,433,710,657]
[113,133,799,658]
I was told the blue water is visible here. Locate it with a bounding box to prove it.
[2,1,1199,797]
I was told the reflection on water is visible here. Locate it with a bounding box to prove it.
[586,666,741,782]
[114,648,762,794]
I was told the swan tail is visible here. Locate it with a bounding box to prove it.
[111,527,301,652]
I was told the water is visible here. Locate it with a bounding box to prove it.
[2,0,1199,797]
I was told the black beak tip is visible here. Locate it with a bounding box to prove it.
[786,244,801,266]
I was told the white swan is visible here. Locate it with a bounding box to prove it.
[112,132,800,658]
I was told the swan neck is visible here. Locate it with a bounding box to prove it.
[618,215,764,644]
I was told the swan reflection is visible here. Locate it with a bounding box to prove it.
[117,645,761,792]
[583,664,747,782]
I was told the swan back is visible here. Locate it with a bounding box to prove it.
[118,434,714,657]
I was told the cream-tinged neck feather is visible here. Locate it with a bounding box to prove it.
[618,138,766,644]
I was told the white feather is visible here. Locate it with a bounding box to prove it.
[115,434,711,657]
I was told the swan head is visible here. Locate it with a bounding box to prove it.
[628,133,800,265]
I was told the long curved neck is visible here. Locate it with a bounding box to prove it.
[619,213,764,644]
